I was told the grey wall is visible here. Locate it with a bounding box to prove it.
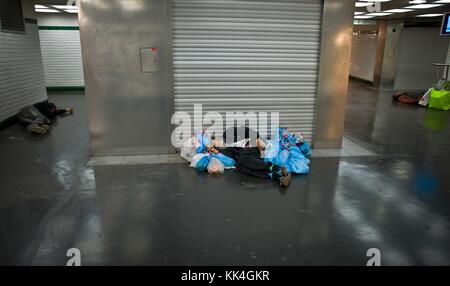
[394,27,450,92]
[37,13,79,27]
[78,0,173,155]
[380,20,404,90]
[37,14,84,88]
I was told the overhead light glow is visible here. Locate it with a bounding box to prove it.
[355,15,376,19]
[34,5,48,9]
[52,5,77,10]
[359,0,392,2]
[416,13,444,17]
[64,9,78,13]
[366,12,393,16]
[434,0,450,3]
[355,2,374,7]
[35,8,60,13]
[355,12,366,15]
[404,4,444,9]
[383,9,413,13]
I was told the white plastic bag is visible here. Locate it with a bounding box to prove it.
[207,157,225,175]
[190,153,209,168]
[181,136,200,162]
[419,87,432,107]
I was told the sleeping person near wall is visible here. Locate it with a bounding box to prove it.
[183,126,312,188]
[16,100,74,135]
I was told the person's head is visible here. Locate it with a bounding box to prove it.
[48,103,57,113]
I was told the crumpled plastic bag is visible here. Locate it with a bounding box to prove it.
[299,141,312,158]
[212,153,236,168]
[287,146,310,174]
[207,157,225,174]
[196,132,211,153]
[419,88,432,107]
[274,149,290,167]
[180,136,200,162]
[429,88,450,111]
[190,153,211,171]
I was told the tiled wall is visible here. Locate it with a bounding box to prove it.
[39,27,84,88]
[350,30,378,82]
[0,23,47,121]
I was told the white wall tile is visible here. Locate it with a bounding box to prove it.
[39,29,85,87]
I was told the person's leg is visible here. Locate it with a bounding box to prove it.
[216,147,242,161]
[27,123,47,134]
[237,148,268,172]
[237,148,291,186]
[238,165,270,179]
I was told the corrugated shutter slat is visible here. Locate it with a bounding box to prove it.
[172,0,322,141]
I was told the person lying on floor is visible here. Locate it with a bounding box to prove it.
[392,91,421,105]
[208,126,292,187]
[33,101,74,124]
[17,100,74,134]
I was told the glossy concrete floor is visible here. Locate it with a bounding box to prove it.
[0,80,449,266]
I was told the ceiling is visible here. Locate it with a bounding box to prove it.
[31,0,450,19]
[354,0,450,22]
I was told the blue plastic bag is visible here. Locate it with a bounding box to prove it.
[287,151,310,174]
[212,153,236,168]
[298,141,312,158]
[196,133,211,154]
[195,155,211,172]
[274,149,290,167]
[263,140,280,164]
[263,129,281,164]
[289,146,310,163]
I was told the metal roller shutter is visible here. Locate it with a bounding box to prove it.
[172,0,323,141]
[350,30,378,82]
[394,28,450,92]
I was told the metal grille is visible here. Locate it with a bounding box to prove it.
[0,0,25,33]
[350,30,378,82]
[172,0,323,141]
[394,28,450,91]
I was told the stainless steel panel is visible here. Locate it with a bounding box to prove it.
[78,0,174,155]
[313,0,355,149]
[172,0,323,142]
[373,20,387,88]
[380,20,403,90]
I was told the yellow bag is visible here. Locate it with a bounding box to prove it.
[429,89,450,111]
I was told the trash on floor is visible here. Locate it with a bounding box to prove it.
[429,88,450,111]
[179,127,312,187]
[394,63,450,110]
